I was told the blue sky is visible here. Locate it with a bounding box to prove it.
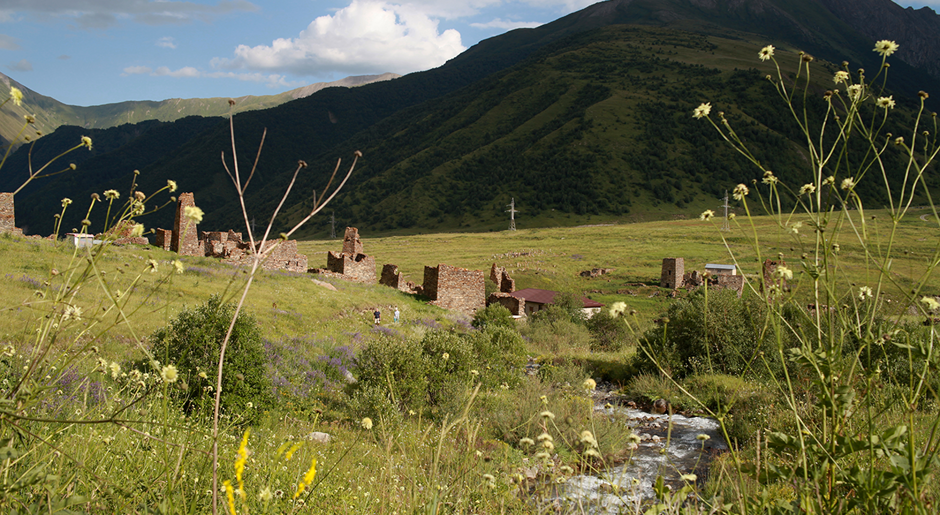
[0,0,935,106]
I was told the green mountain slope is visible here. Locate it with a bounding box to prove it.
[4,0,939,237]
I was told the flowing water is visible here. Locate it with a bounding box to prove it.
[559,406,728,513]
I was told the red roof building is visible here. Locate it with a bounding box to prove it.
[508,288,604,318]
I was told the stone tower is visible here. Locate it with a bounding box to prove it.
[660,258,684,289]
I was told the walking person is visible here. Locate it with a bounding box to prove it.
[373,309,381,325]
[394,307,400,323]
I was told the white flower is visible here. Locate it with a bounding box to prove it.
[130,224,144,238]
[823,176,835,186]
[833,71,850,84]
[847,84,863,101]
[873,40,899,57]
[537,432,553,442]
[539,411,555,421]
[183,205,204,224]
[9,86,23,106]
[103,189,120,201]
[799,183,816,195]
[921,296,940,311]
[699,210,715,221]
[877,96,895,109]
[696,434,710,441]
[173,260,185,274]
[167,180,178,193]
[361,417,373,430]
[692,102,711,119]
[732,183,749,201]
[680,474,698,482]
[858,286,873,300]
[582,378,596,390]
[442,352,449,361]
[841,177,856,190]
[258,487,273,502]
[758,45,774,61]
[762,170,777,185]
[774,266,793,280]
[519,437,535,447]
[62,305,83,321]
[81,136,93,149]
[161,365,179,383]
[789,222,802,234]
[110,361,121,379]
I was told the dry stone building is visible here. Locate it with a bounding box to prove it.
[423,264,485,315]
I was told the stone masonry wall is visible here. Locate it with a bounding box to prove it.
[489,263,515,293]
[0,193,14,233]
[342,227,363,255]
[326,251,376,283]
[661,258,684,289]
[486,292,525,316]
[380,264,415,292]
[424,264,485,316]
[713,274,745,297]
[171,193,200,256]
[154,229,172,251]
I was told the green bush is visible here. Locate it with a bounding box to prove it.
[149,295,273,418]
[585,309,632,351]
[466,326,527,389]
[522,305,593,354]
[633,289,778,379]
[355,334,429,413]
[471,303,515,330]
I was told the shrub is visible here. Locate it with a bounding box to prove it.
[585,309,633,351]
[466,326,527,389]
[149,295,273,418]
[633,289,778,379]
[355,334,429,413]
[522,306,593,354]
[471,303,515,330]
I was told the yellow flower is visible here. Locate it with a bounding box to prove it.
[10,87,23,106]
[160,364,178,383]
[732,183,749,201]
[173,260,185,274]
[758,45,774,61]
[130,224,144,238]
[921,296,940,311]
[692,102,711,119]
[833,71,850,84]
[81,136,93,149]
[582,378,596,390]
[877,96,895,109]
[61,198,72,208]
[361,417,373,430]
[235,429,250,491]
[774,266,793,280]
[293,457,317,499]
[699,210,715,221]
[259,487,273,502]
[183,205,204,224]
[167,179,178,192]
[873,40,899,57]
[223,480,236,515]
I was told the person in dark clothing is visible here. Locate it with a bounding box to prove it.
[373,310,381,325]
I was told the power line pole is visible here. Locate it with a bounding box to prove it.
[329,211,336,239]
[720,191,732,232]
[506,198,519,231]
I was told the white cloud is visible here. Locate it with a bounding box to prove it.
[122,65,152,75]
[0,34,20,50]
[153,66,200,77]
[470,18,542,30]
[213,0,465,76]
[2,0,259,28]
[157,36,177,49]
[8,58,32,71]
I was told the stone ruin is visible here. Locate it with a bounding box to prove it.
[486,263,524,315]
[311,227,377,283]
[0,193,23,235]
[153,193,308,273]
[660,257,744,296]
[98,219,149,246]
[422,263,485,316]
[380,264,417,293]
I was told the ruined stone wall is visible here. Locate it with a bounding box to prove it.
[342,227,363,255]
[262,240,308,273]
[713,274,745,297]
[171,193,200,256]
[486,292,525,316]
[661,258,684,289]
[489,263,515,293]
[0,193,14,233]
[326,251,376,283]
[154,229,172,251]
[380,264,415,292]
[424,264,485,315]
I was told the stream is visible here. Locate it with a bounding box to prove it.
[559,406,728,513]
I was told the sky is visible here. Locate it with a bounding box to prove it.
[0,0,936,107]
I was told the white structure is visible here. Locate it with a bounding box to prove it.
[705,263,736,276]
[66,233,94,248]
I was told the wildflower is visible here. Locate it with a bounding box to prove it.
[161,364,179,383]
[62,304,83,321]
[877,96,895,109]
[537,432,553,443]
[198,370,208,379]
[519,437,535,447]
[110,361,121,379]
[482,473,496,489]
[583,378,596,390]
[758,45,774,61]
[799,183,816,195]
[692,102,711,119]
[833,71,850,84]
[847,84,863,101]
[823,176,835,186]
[873,40,899,57]
[560,465,574,474]
[583,448,601,458]
[542,440,555,451]
[470,369,479,376]
[733,183,749,201]
[130,224,144,238]
[841,177,856,190]
[696,434,710,441]
[9,86,23,106]
[293,457,317,499]
[61,198,72,208]
[540,410,555,421]
[580,430,597,447]
[895,136,905,146]
[858,286,873,300]
[921,296,940,311]
[147,259,158,273]
[246,402,253,409]
[81,136,93,149]
[680,474,698,482]
[223,481,236,515]
[442,352,449,361]
[173,260,184,274]
[728,213,736,220]
[534,451,552,460]
[235,429,250,491]
[540,395,548,405]
[626,442,639,451]
[774,266,793,280]
[790,222,802,234]
[361,417,373,430]
[183,205,203,224]
[762,170,777,185]
[259,487,273,502]
[628,433,641,444]
[167,179,177,192]
[699,210,715,221]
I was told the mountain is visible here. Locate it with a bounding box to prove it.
[4,0,939,238]
[0,72,399,150]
